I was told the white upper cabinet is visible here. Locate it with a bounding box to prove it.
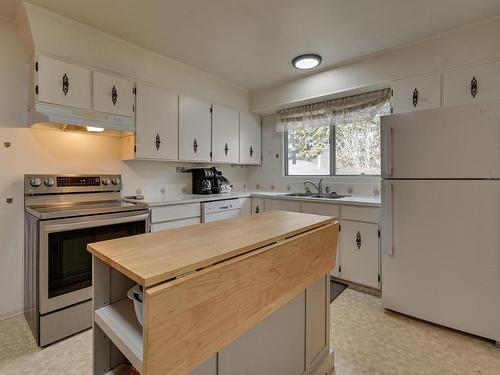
[134,83,178,160]
[443,61,500,107]
[179,96,212,162]
[391,73,441,114]
[212,105,239,163]
[93,72,135,117]
[36,55,91,109]
[239,112,261,164]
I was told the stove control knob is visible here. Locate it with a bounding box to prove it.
[30,177,42,187]
[44,177,55,187]
[110,177,120,185]
[101,178,110,185]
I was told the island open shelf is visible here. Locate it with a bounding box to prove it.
[89,211,339,375]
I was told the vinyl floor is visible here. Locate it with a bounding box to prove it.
[0,288,499,375]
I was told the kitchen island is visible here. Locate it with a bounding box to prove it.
[88,210,339,375]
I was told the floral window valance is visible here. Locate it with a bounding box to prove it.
[276,88,391,132]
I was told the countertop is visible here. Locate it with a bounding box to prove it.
[123,191,381,207]
[87,211,335,287]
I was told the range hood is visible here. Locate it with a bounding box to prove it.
[29,103,135,136]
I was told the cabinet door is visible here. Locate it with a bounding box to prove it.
[93,71,134,116]
[135,84,178,160]
[264,198,300,212]
[219,292,305,375]
[37,55,91,109]
[239,197,251,216]
[391,73,441,114]
[212,105,239,163]
[239,112,261,164]
[179,96,212,162]
[340,220,379,289]
[251,198,265,214]
[443,61,500,107]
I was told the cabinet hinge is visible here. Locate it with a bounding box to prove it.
[390,106,394,114]
[339,265,342,273]
[391,89,393,96]
[210,151,213,158]
[35,62,38,72]
[132,105,135,112]
[338,224,341,232]
[378,274,381,283]
[134,145,137,153]
[133,87,136,95]
[378,229,381,238]
[210,106,213,114]
[35,85,39,95]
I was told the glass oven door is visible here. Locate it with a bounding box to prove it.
[39,211,148,314]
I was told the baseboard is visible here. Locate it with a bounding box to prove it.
[330,276,381,298]
[0,310,24,321]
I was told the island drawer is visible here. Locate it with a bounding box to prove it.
[150,203,200,223]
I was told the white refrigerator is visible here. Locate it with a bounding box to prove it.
[380,99,500,343]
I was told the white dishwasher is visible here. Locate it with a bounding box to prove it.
[201,199,242,223]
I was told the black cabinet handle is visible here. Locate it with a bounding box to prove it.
[356,231,362,249]
[155,134,161,151]
[112,85,118,105]
[224,142,229,156]
[471,76,478,98]
[412,88,418,107]
[62,73,69,96]
[193,138,198,153]
[250,146,254,158]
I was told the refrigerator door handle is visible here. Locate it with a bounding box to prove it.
[382,182,393,256]
[383,127,393,177]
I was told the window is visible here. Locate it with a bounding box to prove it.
[281,90,390,176]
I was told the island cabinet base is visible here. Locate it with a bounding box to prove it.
[90,212,338,375]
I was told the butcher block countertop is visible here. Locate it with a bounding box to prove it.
[87,210,336,288]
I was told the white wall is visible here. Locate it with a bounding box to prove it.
[250,17,500,113]
[0,15,250,319]
[247,115,380,197]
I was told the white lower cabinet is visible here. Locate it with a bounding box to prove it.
[238,197,251,216]
[188,355,217,375]
[264,198,300,212]
[150,203,201,232]
[251,198,265,214]
[339,220,380,289]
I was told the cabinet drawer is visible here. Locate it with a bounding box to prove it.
[151,203,200,223]
[391,73,441,114]
[151,217,201,232]
[264,198,300,212]
[37,55,91,109]
[341,205,379,223]
[443,61,500,107]
[301,202,339,218]
[93,71,135,117]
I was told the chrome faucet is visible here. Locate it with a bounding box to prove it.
[304,179,323,195]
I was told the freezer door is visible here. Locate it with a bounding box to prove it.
[381,180,500,341]
[381,99,500,179]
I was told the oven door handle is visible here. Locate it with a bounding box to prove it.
[42,212,150,233]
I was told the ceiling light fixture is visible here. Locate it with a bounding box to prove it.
[292,54,322,70]
[86,126,104,133]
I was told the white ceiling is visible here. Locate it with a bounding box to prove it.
[5,1,500,90]
[0,0,21,20]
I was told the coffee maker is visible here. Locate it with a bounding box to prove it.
[191,168,215,194]
[191,167,232,195]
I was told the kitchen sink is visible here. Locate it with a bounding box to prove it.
[282,192,348,199]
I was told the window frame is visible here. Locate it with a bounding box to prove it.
[283,123,381,177]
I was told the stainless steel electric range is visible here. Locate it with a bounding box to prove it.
[24,174,149,346]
